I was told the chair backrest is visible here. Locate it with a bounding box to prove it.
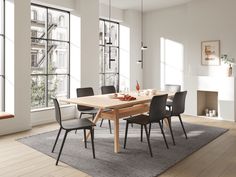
[76,87,94,111]
[171,91,187,116]
[149,94,168,122]
[53,98,62,127]
[164,84,181,92]
[101,85,116,94]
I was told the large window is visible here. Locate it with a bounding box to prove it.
[99,19,119,91]
[31,4,70,109]
[0,0,5,111]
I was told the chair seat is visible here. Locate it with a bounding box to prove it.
[62,118,96,130]
[125,114,150,125]
[80,108,98,114]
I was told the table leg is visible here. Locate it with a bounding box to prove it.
[114,109,120,153]
[85,108,102,140]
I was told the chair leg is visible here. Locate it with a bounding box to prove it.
[90,127,95,159]
[141,125,143,142]
[144,124,153,157]
[84,129,87,148]
[161,119,164,128]
[100,119,104,127]
[56,130,68,165]
[108,120,112,134]
[167,118,176,145]
[75,113,83,134]
[179,115,188,139]
[148,123,152,138]
[124,121,129,149]
[52,127,62,153]
[92,114,95,121]
[159,122,169,149]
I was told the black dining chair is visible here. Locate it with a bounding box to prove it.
[52,98,96,165]
[166,91,188,145]
[100,85,114,134]
[76,87,98,120]
[164,84,181,110]
[123,94,171,157]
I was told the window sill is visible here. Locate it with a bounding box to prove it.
[31,104,76,113]
[0,112,14,120]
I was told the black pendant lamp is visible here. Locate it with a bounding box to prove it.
[137,0,147,68]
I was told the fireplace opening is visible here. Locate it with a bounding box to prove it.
[197,90,218,117]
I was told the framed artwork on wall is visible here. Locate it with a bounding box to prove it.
[201,40,220,66]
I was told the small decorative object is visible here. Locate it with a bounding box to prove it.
[221,54,234,77]
[201,40,220,66]
[212,109,216,117]
[149,89,157,96]
[136,80,140,95]
[144,90,149,96]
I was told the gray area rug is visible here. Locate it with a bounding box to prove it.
[18,119,228,177]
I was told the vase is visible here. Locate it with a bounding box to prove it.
[228,64,232,77]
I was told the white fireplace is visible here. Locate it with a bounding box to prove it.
[196,76,235,121]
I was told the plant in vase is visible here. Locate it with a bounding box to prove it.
[221,54,234,77]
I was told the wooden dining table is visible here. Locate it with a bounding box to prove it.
[60,90,172,153]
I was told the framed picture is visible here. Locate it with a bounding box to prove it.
[201,40,220,65]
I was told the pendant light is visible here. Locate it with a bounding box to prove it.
[137,0,147,68]
[106,0,112,45]
[141,0,147,50]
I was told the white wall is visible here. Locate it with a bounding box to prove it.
[77,0,100,94]
[122,10,143,90]
[32,0,74,10]
[143,0,236,120]
[99,3,123,22]
[0,0,32,135]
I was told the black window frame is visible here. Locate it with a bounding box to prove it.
[30,3,70,110]
[99,18,120,92]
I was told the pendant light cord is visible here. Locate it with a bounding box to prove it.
[141,0,143,46]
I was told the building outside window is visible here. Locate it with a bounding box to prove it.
[0,0,5,111]
[31,4,70,109]
[99,19,119,91]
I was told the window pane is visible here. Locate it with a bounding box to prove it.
[48,75,68,106]
[99,46,104,73]
[99,20,104,45]
[104,74,118,89]
[48,9,69,41]
[31,75,46,109]
[48,41,69,74]
[104,47,118,73]
[104,21,118,47]
[0,36,4,75]
[31,39,46,74]
[0,0,3,34]
[31,6,46,39]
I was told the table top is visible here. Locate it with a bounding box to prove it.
[60,90,173,109]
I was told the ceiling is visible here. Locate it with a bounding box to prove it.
[99,0,194,12]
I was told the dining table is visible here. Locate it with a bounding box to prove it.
[60,90,173,153]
